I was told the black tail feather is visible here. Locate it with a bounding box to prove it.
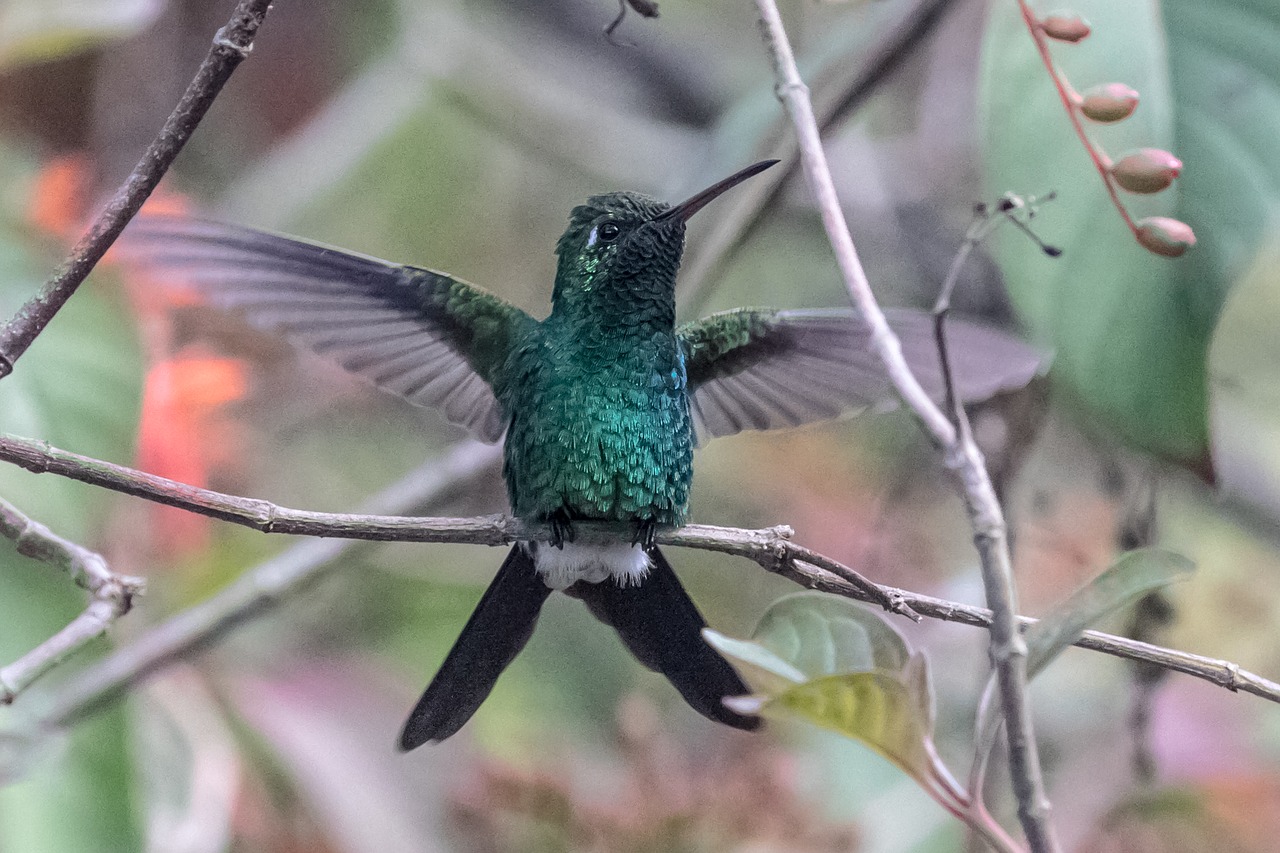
[399,545,552,750]
[566,547,760,731]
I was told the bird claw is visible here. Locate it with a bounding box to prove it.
[631,519,657,549]
[549,514,576,550]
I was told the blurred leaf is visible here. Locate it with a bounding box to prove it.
[751,591,913,678]
[131,673,238,853]
[1079,780,1280,853]
[1024,547,1193,676]
[972,548,1193,785]
[702,628,806,694]
[1210,243,1280,529]
[0,542,141,849]
[770,656,935,782]
[227,663,452,853]
[0,0,162,70]
[0,234,143,541]
[0,707,141,852]
[978,1,1207,465]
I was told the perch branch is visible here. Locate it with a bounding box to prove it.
[0,0,274,377]
[0,432,1275,732]
[751,2,1057,848]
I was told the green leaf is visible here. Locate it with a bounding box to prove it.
[978,1,1206,465]
[749,591,913,679]
[0,708,141,851]
[714,595,939,784]
[1211,243,1280,522]
[971,548,1193,785]
[0,0,161,69]
[1025,548,1193,677]
[770,657,935,781]
[981,0,1280,470]
[0,233,143,541]
[702,628,806,695]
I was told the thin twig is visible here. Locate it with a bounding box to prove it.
[0,497,145,703]
[2,431,1277,721]
[0,0,274,378]
[676,0,952,315]
[751,3,1058,848]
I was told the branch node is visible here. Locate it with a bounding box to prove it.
[213,24,255,57]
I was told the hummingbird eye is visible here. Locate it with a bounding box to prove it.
[597,222,621,242]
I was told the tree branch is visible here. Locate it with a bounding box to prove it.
[2,431,1276,733]
[0,0,274,378]
[0,496,145,703]
[751,2,1058,848]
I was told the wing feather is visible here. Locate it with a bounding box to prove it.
[122,216,535,442]
[679,307,1044,442]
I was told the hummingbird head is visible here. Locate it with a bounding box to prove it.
[550,160,778,318]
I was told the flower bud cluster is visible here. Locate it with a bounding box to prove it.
[1029,7,1195,257]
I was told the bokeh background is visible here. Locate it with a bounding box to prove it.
[2,0,1280,850]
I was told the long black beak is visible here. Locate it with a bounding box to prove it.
[656,160,780,223]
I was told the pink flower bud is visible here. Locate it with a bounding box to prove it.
[1080,84,1139,123]
[1110,149,1182,194]
[1040,13,1091,43]
[1135,217,1196,257]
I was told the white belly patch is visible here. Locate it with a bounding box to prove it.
[532,541,652,590]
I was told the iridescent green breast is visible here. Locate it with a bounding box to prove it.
[499,321,693,526]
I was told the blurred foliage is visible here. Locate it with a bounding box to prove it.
[980,0,1280,477]
[0,0,1278,852]
[0,0,161,71]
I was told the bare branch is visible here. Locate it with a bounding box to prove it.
[0,0,274,378]
[0,497,145,703]
[751,3,1058,848]
[1,431,1276,731]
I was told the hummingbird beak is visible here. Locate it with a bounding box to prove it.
[656,160,780,223]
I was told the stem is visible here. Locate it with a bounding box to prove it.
[751,2,1059,848]
[1014,1,1138,236]
[0,0,274,377]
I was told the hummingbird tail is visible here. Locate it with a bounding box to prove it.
[566,547,760,732]
[399,545,552,750]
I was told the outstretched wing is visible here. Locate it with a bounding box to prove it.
[678,308,1044,442]
[122,216,536,442]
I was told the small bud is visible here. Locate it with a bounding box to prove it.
[1080,83,1139,123]
[1135,217,1196,257]
[1110,148,1182,194]
[1040,13,1091,42]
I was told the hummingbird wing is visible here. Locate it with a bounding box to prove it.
[678,308,1044,442]
[121,216,535,442]
[565,548,759,731]
[399,545,553,749]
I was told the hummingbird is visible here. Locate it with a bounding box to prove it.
[125,160,1041,750]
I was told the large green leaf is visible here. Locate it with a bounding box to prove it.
[749,591,913,678]
[771,660,935,782]
[979,1,1206,465]
[709,594,938,783]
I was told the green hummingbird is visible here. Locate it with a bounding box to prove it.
[126,160,1041,750]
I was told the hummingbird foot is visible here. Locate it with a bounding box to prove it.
[548,511,577,550]
[631,519,658,549]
